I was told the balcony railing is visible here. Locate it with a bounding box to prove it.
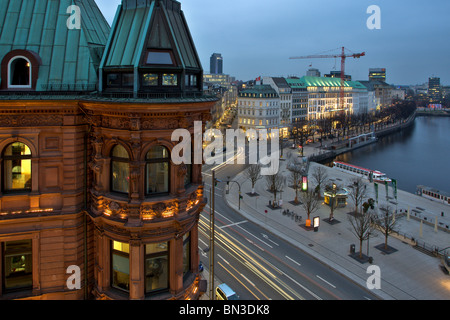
[0,87,218,102]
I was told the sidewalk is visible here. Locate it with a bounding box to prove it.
[199,267,223,301]
[224,145,450,300]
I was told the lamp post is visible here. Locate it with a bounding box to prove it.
[227,176,242,210]
[209,169,219,300]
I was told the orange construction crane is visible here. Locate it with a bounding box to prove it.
[290,47,365,112]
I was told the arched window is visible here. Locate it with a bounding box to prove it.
[3,142,32,192]
[146,146,170,195]
[111,145,130,194]
[8,56,31,88]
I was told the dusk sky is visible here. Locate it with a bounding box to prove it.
[95,0,450,86]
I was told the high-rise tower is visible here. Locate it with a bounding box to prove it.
[210,53,223,74]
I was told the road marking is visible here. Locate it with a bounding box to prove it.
[283,273,322,300]
[199,238,208,247]
[218,254,230,265]
[285,256,301,267]
[316,275,336,289]
[262,234,279,246]
[240,273,256,287]
[215,211,274,249]
[219,220,248,229]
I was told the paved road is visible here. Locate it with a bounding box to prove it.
[199,155,379,300]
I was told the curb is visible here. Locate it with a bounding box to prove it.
[223,168,395,300]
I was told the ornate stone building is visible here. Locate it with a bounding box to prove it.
[0,0,215,300]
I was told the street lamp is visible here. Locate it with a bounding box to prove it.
[227,176,242,210]
[209,169,219,300]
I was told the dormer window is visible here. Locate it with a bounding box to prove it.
[145,50,175,66]
[1,50,41,91]
[8,56,32,89]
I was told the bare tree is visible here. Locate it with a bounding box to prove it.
[376,205,398,250]
[265,172,286,207]
[244,164,262,195]
[348,210,375,259]
[289,168,302,204]
[348,178,368,214]
[300,189,320,226]
[292,118,308,157]
[311,166,329,199]
[287,158,305,205]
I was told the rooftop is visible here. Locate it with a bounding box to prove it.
[0,0,110,91]
[286,77,368,90]
[239,85,278,98]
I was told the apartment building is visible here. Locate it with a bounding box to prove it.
[237,85,280,138]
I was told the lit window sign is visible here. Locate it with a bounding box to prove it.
[302,176,308,191]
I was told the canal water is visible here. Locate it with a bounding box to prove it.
[323,116,450,195]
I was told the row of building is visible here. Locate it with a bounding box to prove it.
[237,71,406,136]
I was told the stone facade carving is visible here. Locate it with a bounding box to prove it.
[141,201,178,220]
[0,114,63,127]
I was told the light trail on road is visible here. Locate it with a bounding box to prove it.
[199,214,308,300]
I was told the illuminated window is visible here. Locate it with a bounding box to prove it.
[8,57,31,88]
[143,73,158,86]
[111,145,130,194]
[145,242,169,294]
[111,241,130,292]
[3,142,32,192]
[2,240,33,293]
[146,146,170,195]
[162,74,177,86]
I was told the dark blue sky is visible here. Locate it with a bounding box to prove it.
[96,0,450,85]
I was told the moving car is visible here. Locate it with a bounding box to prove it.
[216,283,239,300]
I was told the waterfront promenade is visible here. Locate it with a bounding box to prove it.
[224,144,450,300]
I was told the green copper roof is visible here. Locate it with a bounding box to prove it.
[286,78,307,88]
[0,0,110,91]
[301,76,351,87]
[239,85,278,97]
[287,76,367,90]
[101,0,201,70]
[345,80,367,90]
